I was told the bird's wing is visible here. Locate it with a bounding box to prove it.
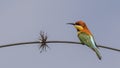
[78,32,97,48]
[91,35,98,47]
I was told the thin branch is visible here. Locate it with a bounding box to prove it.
[0,41,40,48]
[98,45,120,52]
[46,41,81,44]
[46,41,120,52]
[0,31,119,52]
[0,41,120,52]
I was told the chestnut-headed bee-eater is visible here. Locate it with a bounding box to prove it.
[68,20,102,60]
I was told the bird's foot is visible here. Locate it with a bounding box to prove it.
[81,43,85,45]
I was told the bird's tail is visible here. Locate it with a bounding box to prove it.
[92,47,102,60]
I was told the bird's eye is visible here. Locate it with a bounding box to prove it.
[75,23,79,25]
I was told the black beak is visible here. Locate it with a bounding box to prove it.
[67,23,75,25]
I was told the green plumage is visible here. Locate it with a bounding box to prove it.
[78,32,102,60]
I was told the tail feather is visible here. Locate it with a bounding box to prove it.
[92,48,102,60]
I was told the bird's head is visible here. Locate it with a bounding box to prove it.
[67,20,87,31]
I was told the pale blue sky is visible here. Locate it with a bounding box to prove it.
[0,0,120,68]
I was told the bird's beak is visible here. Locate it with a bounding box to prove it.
[67,23,75,25]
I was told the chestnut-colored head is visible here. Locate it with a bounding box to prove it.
[67,20,91,34]
[74,20,88,31]
[67,20,88,31]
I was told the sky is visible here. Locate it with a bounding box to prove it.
[0,0,120,68]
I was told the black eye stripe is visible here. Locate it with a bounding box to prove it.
[75,23,79,25]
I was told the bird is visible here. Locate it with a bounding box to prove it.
[67,20,102,60]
